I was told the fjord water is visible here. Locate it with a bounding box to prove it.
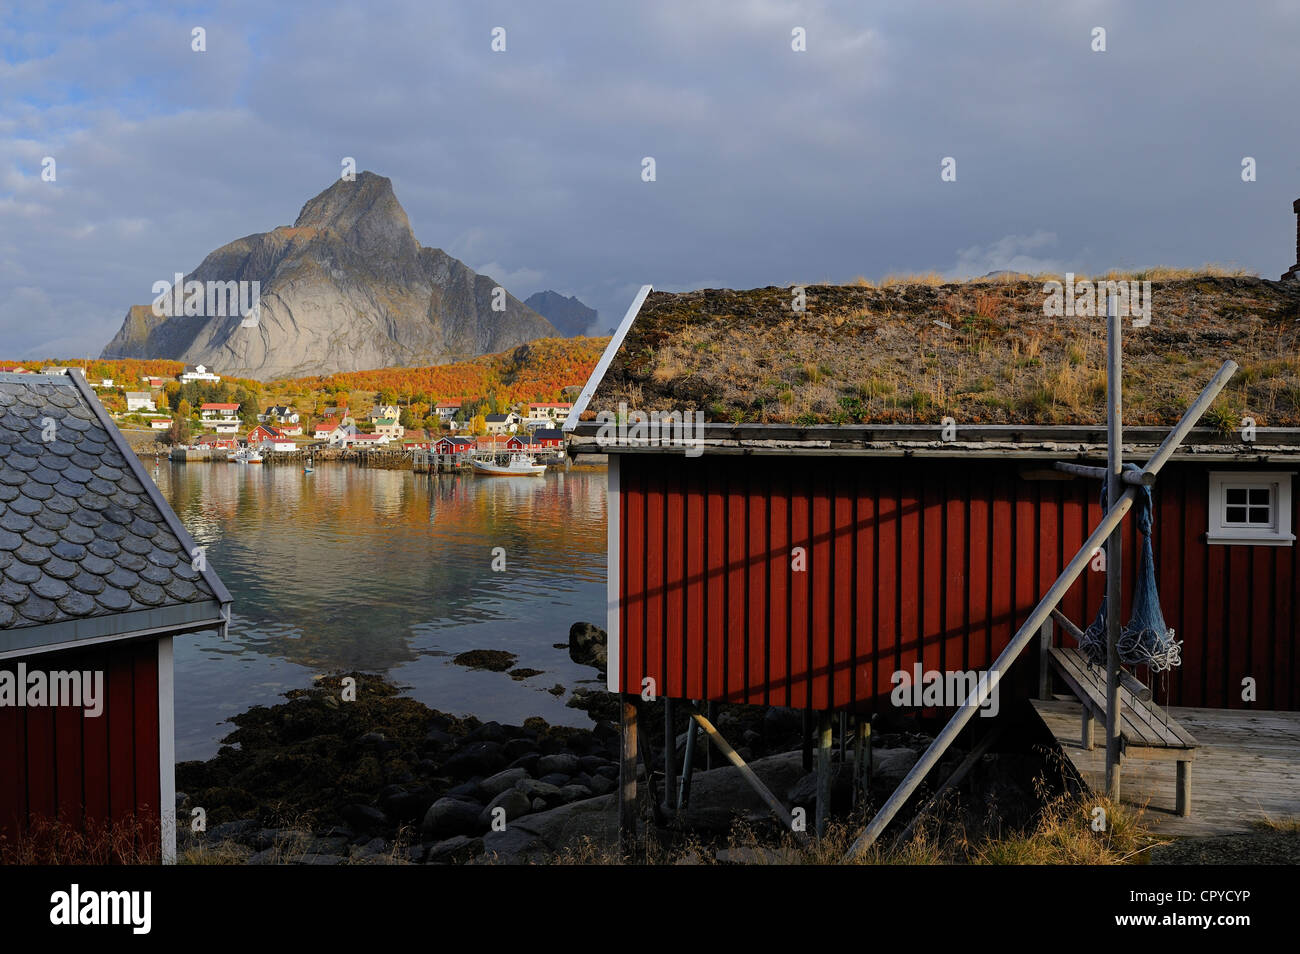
[155,462,607,760]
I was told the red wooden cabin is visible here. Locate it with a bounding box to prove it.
[0,371,232,862]
[568,284,1300,715]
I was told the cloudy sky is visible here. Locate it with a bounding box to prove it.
[2,0,1299,358]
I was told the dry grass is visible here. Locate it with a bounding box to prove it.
[546,787,1157,866]
[0,815,160,865]
[593,275,1300,427]
[1252,814,1300,833]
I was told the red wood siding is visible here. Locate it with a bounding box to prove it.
[0,640,160,850]
[616,454,1298,711]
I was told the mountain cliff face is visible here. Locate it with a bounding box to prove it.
[523,290,598,337]
[101,172,558,380]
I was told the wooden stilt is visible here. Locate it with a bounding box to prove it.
[706,701,718,770]
[1176,760,1192,817]
[853,716,872,808]
[619,695,638,856]
[1038,618,1053,700]
[801,709,812,773]
[691,713,795,830]
[896,725,1004,846]
[1082,707,1095,750]
[816,712,833,837]
[663,698,676,816]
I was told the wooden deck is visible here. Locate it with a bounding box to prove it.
[1031,698,1300,837]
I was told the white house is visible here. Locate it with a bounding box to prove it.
[341,432,391,447]
[484,412,522,435]
[150,419,173,431]
[327,422,360,446]
[525,402,573,428]
[200,403,240,431]
[181,364,221,383]
[125,392,156,412]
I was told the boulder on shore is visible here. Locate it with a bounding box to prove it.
[568,622,607,669]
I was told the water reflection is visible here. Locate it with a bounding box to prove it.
[157,462,607,759]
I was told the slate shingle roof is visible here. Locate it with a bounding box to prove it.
[0,372,230,653]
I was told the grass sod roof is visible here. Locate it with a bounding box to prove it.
[577,275,1300,432]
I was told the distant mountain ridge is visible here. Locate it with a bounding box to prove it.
[101,172,558,380]
[524,290,598,337]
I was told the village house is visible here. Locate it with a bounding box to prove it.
[0,370,233,863]
[199,403,240,434]
[525,402,573,428]
[258,405,300,424]
[434,435,477,457]
[434,400,469,421]
[246,424,296,451]
[326,422,361,446]
[141,375,168,388]
[150,418,173,431]
[90,378,114,389]
[373,417,404,439]
[340,431,390,448]
[193,434,239,451]
[276,422,304,436]
[180,364,220,384]
[313,419,347,441]
[40,366,72,376]
[0,365,31,374]
[483,412,521,435]
[506,431,563,454]
[368,404,400,423]
[125,391,156,412]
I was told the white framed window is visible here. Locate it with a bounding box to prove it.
[1207,471,1296,546]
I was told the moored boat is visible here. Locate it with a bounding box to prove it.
[470,454,546,476]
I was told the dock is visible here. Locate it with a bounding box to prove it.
[1032,698,1300,837]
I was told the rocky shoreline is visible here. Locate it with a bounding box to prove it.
[177,625,1051,865]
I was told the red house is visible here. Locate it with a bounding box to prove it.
[435,436,477,456]
[0,371,232,863]
[569,283,1300,715]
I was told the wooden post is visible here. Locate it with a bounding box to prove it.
[1038,618,1053,700]
[663,698,676,815]
[1104,294,1123,802]
[691,714,795,830]
[1176,760,1192,817]
[619,695,638,855]
[853,716,872,808]
[1082,707,1095,750]
[706,701,718,771]
[815,713,833,837]
[801,709,813,773]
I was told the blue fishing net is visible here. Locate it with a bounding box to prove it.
[1079,464,1182,673]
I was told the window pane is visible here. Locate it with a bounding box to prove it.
[1249,488,1271,506]
[1226,487,1247,505]
[1248,508,1271,524]
[1226,506,1247,523]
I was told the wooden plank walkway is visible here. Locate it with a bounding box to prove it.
[1032,698,1300,837]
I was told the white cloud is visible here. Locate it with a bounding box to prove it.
[948,232,1065,278]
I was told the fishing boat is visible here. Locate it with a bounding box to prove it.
[303,457,314,474]
[471,453,546,476]
[231,448,263,464]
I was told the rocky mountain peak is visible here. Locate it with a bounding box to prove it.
[292,171,417,257]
